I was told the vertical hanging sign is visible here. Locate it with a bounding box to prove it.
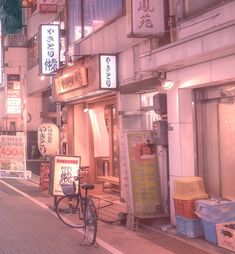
[128,0,165,36]
[99,54,118,90]
[39,24,60,75]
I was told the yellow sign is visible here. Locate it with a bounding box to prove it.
[55,67,87,94]
[127,131,161,218]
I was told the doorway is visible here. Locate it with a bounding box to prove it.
[195,85,235,200]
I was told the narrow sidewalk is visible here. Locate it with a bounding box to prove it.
[25,175,234,254]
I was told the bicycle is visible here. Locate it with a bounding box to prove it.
[56,166,98,245]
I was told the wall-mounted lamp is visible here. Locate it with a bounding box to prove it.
[40,75,45,81]
[162,80,174,90]
[159,72,174,90]
[83,103,89,113]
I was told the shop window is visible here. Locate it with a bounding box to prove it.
[67,0,124,43]
[9,121,16,132]
[27,131,40,160]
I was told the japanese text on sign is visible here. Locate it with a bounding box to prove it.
[100,54,117,89]
[52,155,81,196]
[40,24,60,75]
[0,135,25,171]
[38,123,59,156]
[131,0,165,35]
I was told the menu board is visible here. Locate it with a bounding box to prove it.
[51,155,81,196]
[126,131,161,218]
[0,135,26,172]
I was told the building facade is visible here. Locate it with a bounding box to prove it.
[0,0,234,228]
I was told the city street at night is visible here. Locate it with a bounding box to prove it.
[0,1,235,253]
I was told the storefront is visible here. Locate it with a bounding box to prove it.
[52,54,120,190]
[194,83,235,200]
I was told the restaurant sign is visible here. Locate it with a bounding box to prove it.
[128,0,165,36]
[38,123,59,156]
[55,67,87,94]
[39,24,60,75]
[51,155,81,196]
[99,54,117,90]
[38,0,58,13]
[0,135,26,173]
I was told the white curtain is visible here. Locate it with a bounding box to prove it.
[89,107,109,157]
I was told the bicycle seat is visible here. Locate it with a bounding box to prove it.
[82,184,95,191]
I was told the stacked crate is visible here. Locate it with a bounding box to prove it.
[196,199,235,244]
[173,177,208,238]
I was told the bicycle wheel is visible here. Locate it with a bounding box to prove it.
[84,198,98,245]
[56,195,85,228]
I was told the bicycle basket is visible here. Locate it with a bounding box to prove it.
[60,182,76,195]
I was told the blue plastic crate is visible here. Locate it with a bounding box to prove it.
[202,218,235,244]
[176,216,203,238]
[202,220,217,243]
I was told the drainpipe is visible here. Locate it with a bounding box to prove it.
[168,0,184,42]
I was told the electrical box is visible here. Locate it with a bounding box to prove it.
[152,120,168,146]
[153,93,167,115]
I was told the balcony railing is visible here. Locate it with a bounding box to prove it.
[4,34,27,47]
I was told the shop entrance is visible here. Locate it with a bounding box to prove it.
[195,85,235,200]
[90,102,120,192]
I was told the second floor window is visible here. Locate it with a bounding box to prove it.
[182,0,230,19]
[67,0,124,44]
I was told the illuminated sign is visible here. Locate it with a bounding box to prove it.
[0,135,25,172]
[38,0,58,13]
[129,0,165,36]
[55,67,87,94]
[99,54,117,90]
[38,123,59,156]
[39,24,60,75]
[7,97,21,114]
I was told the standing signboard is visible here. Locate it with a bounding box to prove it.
[50,155,81,196]
[126,131,161,218]
[0,134,26,178]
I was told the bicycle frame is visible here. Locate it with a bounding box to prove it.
[56,166,97,245]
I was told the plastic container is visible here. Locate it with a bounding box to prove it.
[196,199,235,243]
[173,177,208,200]
[216,221,235,252]
[195,199,235,222]
[175,216,203,238]
[201,220,218,243]
[174,199,198,219]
